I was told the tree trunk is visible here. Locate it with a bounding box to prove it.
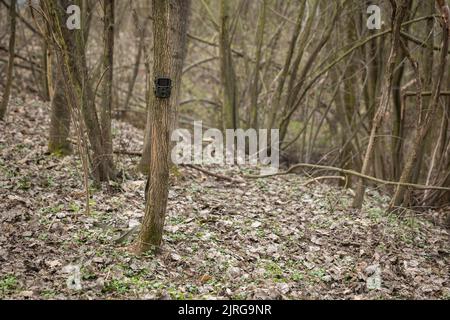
[42,0,110,183]
[266,0,306,131]
[123,21,145,116]
[0,0,16,120]
[339,11,360,186]
[100,0,116,176]
[135,0,191,253]
[278,3,339,144]
[139,0,190,174]
[48,65,72,155]
[391,50,406,180]
[76,15,110,183]
[409,0,436,186]
[353,0,410,209]
[40,39,51,102]
[219,0,238,131]
[389,0,450,210]
[249,0,266,131]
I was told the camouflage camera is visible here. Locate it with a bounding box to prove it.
[154,77,172,99]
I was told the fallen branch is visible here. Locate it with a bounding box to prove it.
[183,164,244,184]
[114,149,142,157]
[301,176,346,187]
[244,163,450,192]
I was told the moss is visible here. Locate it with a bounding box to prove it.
[170,165,182,178]
[48,143,72,157]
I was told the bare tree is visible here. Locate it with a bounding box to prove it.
[219,0,238,131]
[390,0,450,210]
[353,0,411,209]
[135,0,192,253]
[42,0,111,183]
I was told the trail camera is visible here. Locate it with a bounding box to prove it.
[154,77,172,99]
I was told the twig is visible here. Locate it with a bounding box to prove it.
[244,163,450,192]
[114,149,142,157]
[183,164,244,184]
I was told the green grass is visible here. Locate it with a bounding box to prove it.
[103,279,132,294]
[17,176,32,190]
[68,202,81,213]
[291,271,304,282]
[367,207,384,222]
[41,289,57,299]
[0,275,19,296]
[262,261,284,280]
[309,268,327,281]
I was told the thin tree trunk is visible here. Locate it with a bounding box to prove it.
[391,50,406,180]
[78,35,110,183]
[353,0,411,209]
[423,60,450,205]
[47,4,70,155]
[123,27,145,116]
[389,0,450,210]
[40,39,51,102]
[249,0,266,130]
[339,11,360,185]
[100,0,115,177]
[409,0,436,186]
[266,0,306,130]
[219,0,238,131]
[391,1,412,181]
[49,65,72,155]
[0,0,16,120]
[278,3,339,144]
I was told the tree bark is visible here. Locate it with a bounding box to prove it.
[409,0,436,186]
[42,0,110,183]
[123,16,146,116]
[100,0,116,176]
[219,0,238,131]
[40,39,51,102]
[48,65,72,155]
[249,0,266,131]
[135,0,191,253]
[139,0,190,174]
[0,0,16,120]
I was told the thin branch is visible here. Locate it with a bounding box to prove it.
[182,164,244,183]
[244,163,450,192]
[301,176,346,186]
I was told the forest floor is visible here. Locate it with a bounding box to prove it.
[0,98,449,300]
